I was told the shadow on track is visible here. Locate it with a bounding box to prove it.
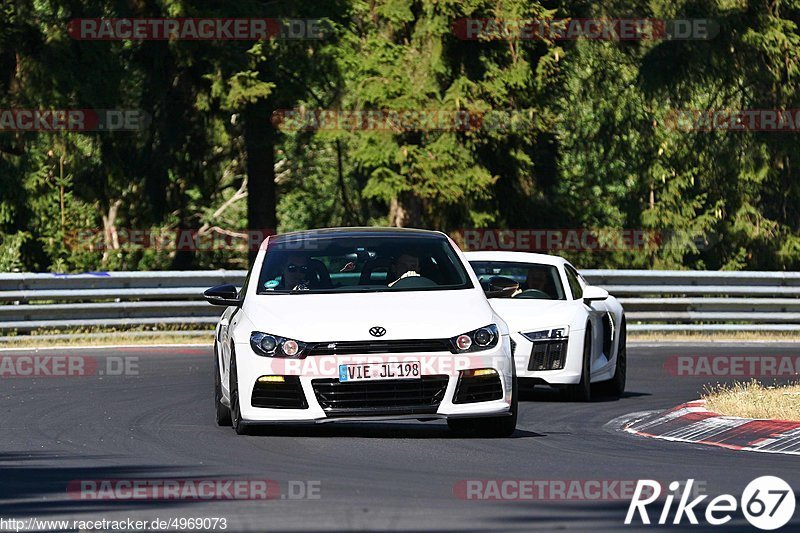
[0,451,221,516]
[234,422,543,440]
[518,386,651,403]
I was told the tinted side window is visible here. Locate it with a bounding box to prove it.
[564,265,583,299]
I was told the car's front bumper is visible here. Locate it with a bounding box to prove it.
[234,338,514,423]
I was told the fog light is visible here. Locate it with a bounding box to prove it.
[465,368,497,378]
[456,334,472,351]
[257,375,285,383]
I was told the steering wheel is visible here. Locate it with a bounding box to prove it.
[388,275,437,289]
[513,289,550,299]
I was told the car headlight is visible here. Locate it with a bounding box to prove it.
[521,326,569,342]
[450,324,499,353]
[250,331,307,358]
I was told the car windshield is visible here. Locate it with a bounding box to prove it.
[257,235,473,294]
[469,261,566,300]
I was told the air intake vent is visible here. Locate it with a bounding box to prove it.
[454,373,503,404]
[251,376,308,409]
[527,340,568,371]
[312,376,449,416]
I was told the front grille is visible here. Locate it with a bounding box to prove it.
[312,376,449,416]
[453,373,503,404]
[527,340,568,371]
[306,339,453,356]
[251,376,308,409]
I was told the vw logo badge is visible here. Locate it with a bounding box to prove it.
[369,326,386,337]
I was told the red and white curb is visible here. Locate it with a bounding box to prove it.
[622,400,800,455]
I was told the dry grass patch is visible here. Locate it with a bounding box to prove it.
[0,326,214,349]
[630,331,800,343]
[703,380,800,421]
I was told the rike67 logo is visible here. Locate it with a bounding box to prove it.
[626,477,795,530]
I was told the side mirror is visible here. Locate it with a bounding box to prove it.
[582,285,609,304]
[203,284,241,307]
[484,276,520,299]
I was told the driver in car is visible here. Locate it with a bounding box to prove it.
[524,268,550,296]
[388,253,421,287]
[280,254,312,290]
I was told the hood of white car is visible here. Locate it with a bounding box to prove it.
[239,289,497,342]
[486,298,580,333]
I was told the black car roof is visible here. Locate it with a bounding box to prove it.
[269,227,446,243]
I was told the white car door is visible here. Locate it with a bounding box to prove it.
[564,263,613,375]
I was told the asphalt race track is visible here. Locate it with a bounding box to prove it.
[1,342,798,531]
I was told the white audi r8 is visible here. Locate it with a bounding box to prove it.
[205,228,517,436]
[466,251,626,401]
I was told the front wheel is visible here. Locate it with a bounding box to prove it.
[599,317,626,397]
[229,352,249,435]
[214,344,231,426]
[564,327,592,402]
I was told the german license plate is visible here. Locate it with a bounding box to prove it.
[338,361,421,382]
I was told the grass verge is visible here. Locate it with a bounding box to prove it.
[703,380,800,421]
[0,325,214,348]
[629,331,800,343]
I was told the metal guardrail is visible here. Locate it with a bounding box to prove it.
[1,270,799,333]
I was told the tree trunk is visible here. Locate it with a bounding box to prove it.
[389,192,423,228]
[101,200,121,266]
[244,101,277,264]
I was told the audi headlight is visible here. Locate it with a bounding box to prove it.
[521,326,568,342]
[250,331,307,358]
[450,324,499,353]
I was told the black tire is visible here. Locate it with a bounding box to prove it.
[599,317,627,397]
[229,351,249,435]
[214,344,231,426]
[564,326,592,402]
[448,374,518,438]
